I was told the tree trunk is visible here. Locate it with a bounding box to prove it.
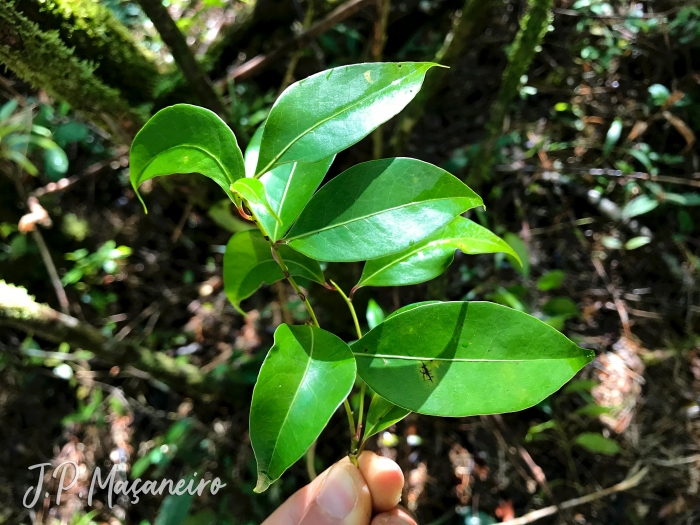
[136,0,228,119]
[467,0,554,188]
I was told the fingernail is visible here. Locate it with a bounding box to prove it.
[317,465,358,519]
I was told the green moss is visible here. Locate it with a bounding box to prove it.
[13,0,159,106]
[0,2,137,126]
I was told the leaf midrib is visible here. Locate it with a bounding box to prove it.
[286,195,480,241]
[136,144,231,185]
[255,68,425,176]
[265,327,315,475]
[272,163,298,240]
[352,352,581,362]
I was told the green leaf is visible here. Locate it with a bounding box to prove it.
[504,233,529,277]
[53,121,89,147]
[487,286,526,312]
[536,270,566,291]
[386,301,441,321]
[207,200,255,233]
[563,379,597,394]
[648,84,670,106]
[542,297,578,318]
[366,299,385,330]
[624,236,651,250]
[223,230,324,313]
[574,404,611,417]
[251,324,356,492]
[129,104,244,211]
[603,118,622,156]
[230,178,282,228]
[244,124,264,178]
[363,394,410,440]
[154,480,194,525]
[246,123,335,241]
[255,62,438,175]
[44,146,68,181]
[286,158,483,262]
[356,217,517,288]
[574,432,620,455]
[0,99,18,120]
[621,195,658,219]
[352,301,593,417]
[601,235,623,250]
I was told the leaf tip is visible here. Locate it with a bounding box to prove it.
[254,474,272,493]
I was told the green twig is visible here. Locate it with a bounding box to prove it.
[330,280,367,460]
[330,280,362,340]
[270,244,320,327]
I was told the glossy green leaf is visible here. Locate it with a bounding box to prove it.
[385,301,441,321]
[536,270,566,291]
[244,124,265,178]
[223,230,324,313]
[286,158,483,262]
[255,62,438,175]
[230,178,282,228]
[246,123,335,241]
[366,299,385,330]
[356,217,518,288]
[207,200,255,233]
[487,286,526,312]
[251,324,356,492]
[363,394,410,440]
[504,233,529,277]
[352,301,593,417]
[574,432,620,455]
[130,104,244,210]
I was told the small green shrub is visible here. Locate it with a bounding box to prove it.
[129,62,593,492]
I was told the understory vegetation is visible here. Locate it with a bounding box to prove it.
[1,0,699,524]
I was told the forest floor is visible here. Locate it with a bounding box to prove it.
[1,1,699,524]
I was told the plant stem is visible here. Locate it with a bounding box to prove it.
[330,280,367,459]
[330,280,362,340]
[306,439,318,481]
[270,244,319,327]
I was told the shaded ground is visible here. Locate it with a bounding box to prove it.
[1,0,699,524]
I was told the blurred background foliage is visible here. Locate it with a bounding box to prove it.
[1,0,700,524]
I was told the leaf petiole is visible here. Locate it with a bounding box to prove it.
[330,279,368,459]
[270,244,319,327]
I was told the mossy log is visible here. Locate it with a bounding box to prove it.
[0,2,140,131]
[13,0,159,107]
[0,280,210,395]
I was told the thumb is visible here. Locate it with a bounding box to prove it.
[262,458,372,525]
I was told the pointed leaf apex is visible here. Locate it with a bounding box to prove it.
[254,474,271,493]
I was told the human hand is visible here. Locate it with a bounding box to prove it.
[262,451,417,525]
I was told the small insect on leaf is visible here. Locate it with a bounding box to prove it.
[420,361,434,382]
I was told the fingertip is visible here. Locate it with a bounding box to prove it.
[370,507,417,525]
[358,451,405,513]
